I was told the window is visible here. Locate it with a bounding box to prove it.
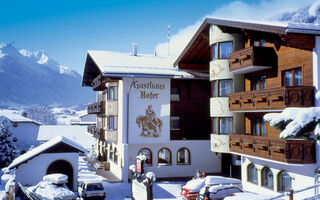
[278,171,292,192]
[102,116,107,129]
[283,68,302,86]
[114,148,118,164]
[212,79,233,97]
[158,148,171,165]
[107,116,118,130]
[108,86,118,101]
[252,117,266,136]
[212,43,218,60]
[251,75,266,90]
[109,145,113,160]
[253,39,266,47]
[212,117,233,134]
[177,148,190,165]
[171,87,180,101]
[170,116,180,130]
[212,42,233,60]
[219,42,233,59]
[247,164,258,184]
[261,167,273,190]
[138,148,152,166]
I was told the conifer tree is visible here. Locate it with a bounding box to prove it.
[0,118,18,168]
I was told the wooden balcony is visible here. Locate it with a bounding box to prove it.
[87,101,105,114]
[91,74,108,91]
[229,134,316,164]
[228,46,277,74]
[87,125,105,141]
[229,86,314,111]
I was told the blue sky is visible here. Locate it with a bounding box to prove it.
[0,0,313,74]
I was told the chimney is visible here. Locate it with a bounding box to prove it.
[132,43,138,56]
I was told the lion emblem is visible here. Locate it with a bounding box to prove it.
[136,105,162,137]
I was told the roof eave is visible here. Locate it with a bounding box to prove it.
[173,19,210,67]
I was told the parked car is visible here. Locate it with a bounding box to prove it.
[28,173,77,200]
[78,179,106,200]
[181,176,241,200]
[197,184,242,200]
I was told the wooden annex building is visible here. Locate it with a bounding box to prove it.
[174,17,320,198]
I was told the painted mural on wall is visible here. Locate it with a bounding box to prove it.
[125,77,170,144]
[136,105,162,137]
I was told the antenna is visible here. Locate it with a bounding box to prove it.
[167,25,171,56]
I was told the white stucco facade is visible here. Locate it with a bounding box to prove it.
[209,25,244,153]
[241,156,317,199]
[102,77,220,182]
[15,152,79,191]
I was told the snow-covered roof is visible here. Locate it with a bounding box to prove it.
[8,136,86,170]
[82,50,207,86]
[0,110,40,125]
[77,110,88,117]
[37,125,96,150]
[88,50,193,77]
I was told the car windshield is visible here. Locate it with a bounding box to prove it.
[86,183,104,191]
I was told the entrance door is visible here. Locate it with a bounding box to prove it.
[47,160,74,190]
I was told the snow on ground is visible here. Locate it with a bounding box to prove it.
[0,155,185,200]
[103,181,184,200]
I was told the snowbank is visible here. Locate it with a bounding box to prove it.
[264,107,320,138]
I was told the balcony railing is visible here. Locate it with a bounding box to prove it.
[87,125,105,141]
[229,86,314,111]
[229,134,315,164]
[228,46,277,74]
[87,101,105,114]
[91,74,108,91]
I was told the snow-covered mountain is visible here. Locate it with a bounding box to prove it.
[0,42,94,107]
[272,0,320,24]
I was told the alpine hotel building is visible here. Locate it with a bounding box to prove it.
[175,18,320,198]
[82,49,220,181]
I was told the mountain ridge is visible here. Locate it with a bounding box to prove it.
[0,42,94,108]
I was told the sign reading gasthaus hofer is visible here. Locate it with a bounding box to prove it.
[124,78,170,144]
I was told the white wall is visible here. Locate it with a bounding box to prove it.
[13,123,39,152]
[313,36,320,106]
[122,78,170,144]
[242,156,317,199]
[126,141,221,180]
[15,152,79,191]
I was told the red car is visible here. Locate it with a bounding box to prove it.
[181,176,241,200]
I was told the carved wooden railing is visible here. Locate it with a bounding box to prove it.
[91,74,108,91]
[228,46,277,73]
[229,86,314,111]
[229,134,316,164]
[87,101,105,114]
[87,125,105,141]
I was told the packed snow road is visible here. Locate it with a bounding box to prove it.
[103,181,184,200]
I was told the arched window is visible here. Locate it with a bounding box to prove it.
[138,148,152,166]
[109,145,113,161]
[114,148,118,164]
[278,171,291,192]
[261,167,273,189]
[158,148,171,165]
[247,163,258,184]
[177,148,190,165]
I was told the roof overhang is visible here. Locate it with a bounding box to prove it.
[174,17,320,68]
[82,53,102,87]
